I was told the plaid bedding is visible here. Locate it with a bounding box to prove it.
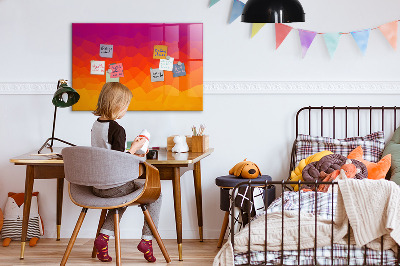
[234,191,397,265]
[294,131,385,166]
[234,244,397,265]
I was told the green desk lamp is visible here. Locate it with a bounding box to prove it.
[38,79,80,154]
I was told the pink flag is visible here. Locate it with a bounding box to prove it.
[298,29,317,58]
[275,23,293,49]
[378,21,398,50]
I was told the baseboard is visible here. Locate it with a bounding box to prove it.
[1,81,400,95]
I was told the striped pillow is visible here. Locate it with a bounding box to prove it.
[294,131,385,167]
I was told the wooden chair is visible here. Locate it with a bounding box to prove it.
[60,146,171,265]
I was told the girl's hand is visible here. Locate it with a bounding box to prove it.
[134,148,149,157]
[128,137,147,154]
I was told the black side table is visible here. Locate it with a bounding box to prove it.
[215,175,275,248]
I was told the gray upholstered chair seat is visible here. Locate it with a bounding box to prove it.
[61,146,170,265]
[69,180,145,208]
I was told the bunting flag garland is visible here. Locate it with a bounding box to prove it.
[351,29,370,55]
[378,21,398,50]
[323,33,341,58]
[298,29,317,58]
[229,0,245,24]
[209,0,220,7]
[251,23,266,38]
[208,5,400,57]
[275,23,293,49]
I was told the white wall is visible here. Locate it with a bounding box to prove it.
[1,0,400,240]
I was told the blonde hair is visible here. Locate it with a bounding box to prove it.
[93,82,133,120]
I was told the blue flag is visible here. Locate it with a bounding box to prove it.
[229,0,245,24]
[351,29,371,55]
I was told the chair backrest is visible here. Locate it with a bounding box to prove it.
[62,146,145,187]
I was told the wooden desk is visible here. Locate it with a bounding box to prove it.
[10,147,213,261]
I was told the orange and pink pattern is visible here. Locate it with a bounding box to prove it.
[72,23,203,111]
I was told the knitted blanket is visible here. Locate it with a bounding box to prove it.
[213,211,341,266]
[335,178,399,251]
[213,179,400,266]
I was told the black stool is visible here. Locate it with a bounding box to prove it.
[215,175,275,248]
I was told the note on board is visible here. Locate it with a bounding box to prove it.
[153,45,168,59]
[150,68,164,82]
[159,57,174,71]
[100,44,113,58]
[172,62,186,77]
[109,63,124,78]
[106,72,119,82]
[90,61,105,75]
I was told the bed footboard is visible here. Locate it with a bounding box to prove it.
[230,180,400,266]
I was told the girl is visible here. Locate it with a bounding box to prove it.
[91,82,161,263]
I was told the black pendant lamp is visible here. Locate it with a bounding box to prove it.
[242,0,305,23]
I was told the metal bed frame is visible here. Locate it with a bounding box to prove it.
[230,106,400,266]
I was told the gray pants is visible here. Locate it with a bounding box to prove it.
[92,180,162,240]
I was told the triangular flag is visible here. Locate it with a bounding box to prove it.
[275,23,293,49]
[229,0,245,24]
[351,29,370,55]
[323,33,341,58]
[298,29,317,58]
[209,0,220,7]
[378,21,397,50]
[251,23,266,38]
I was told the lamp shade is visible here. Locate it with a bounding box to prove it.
[241,0,305,23]
[52,84,80,108]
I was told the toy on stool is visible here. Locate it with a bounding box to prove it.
[229,159,261,179]
[1,192,44,247]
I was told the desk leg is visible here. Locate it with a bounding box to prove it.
[56,178,64,241]
[172,167,183,261]
[20,165,35,259]
[193,161,203,242]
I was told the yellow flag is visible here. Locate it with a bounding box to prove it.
[251,23,266,38]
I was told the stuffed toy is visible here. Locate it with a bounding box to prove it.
[348,146,391,180]
[172,135,189,153]
[289,150,333,191]
[1,192,44,247]
[229,159,261,179]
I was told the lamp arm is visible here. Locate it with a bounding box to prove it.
[50,105,57,148]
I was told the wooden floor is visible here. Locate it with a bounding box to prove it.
[0,239,221,265]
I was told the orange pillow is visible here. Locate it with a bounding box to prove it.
[347,146,391,180]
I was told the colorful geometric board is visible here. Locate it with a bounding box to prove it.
[72,23,203,111]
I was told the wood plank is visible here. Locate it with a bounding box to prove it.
[34,165,65,179]
[0,239,220,265]
[10,148,213,166]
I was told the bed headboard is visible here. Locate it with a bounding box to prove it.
[290,106,400,179]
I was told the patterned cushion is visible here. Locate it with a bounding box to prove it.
[295,131,385,166]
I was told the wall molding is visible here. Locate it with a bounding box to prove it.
[1,81,400,95]
[204,81,400,94]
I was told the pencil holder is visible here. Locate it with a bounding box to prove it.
[191,135,209,153]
